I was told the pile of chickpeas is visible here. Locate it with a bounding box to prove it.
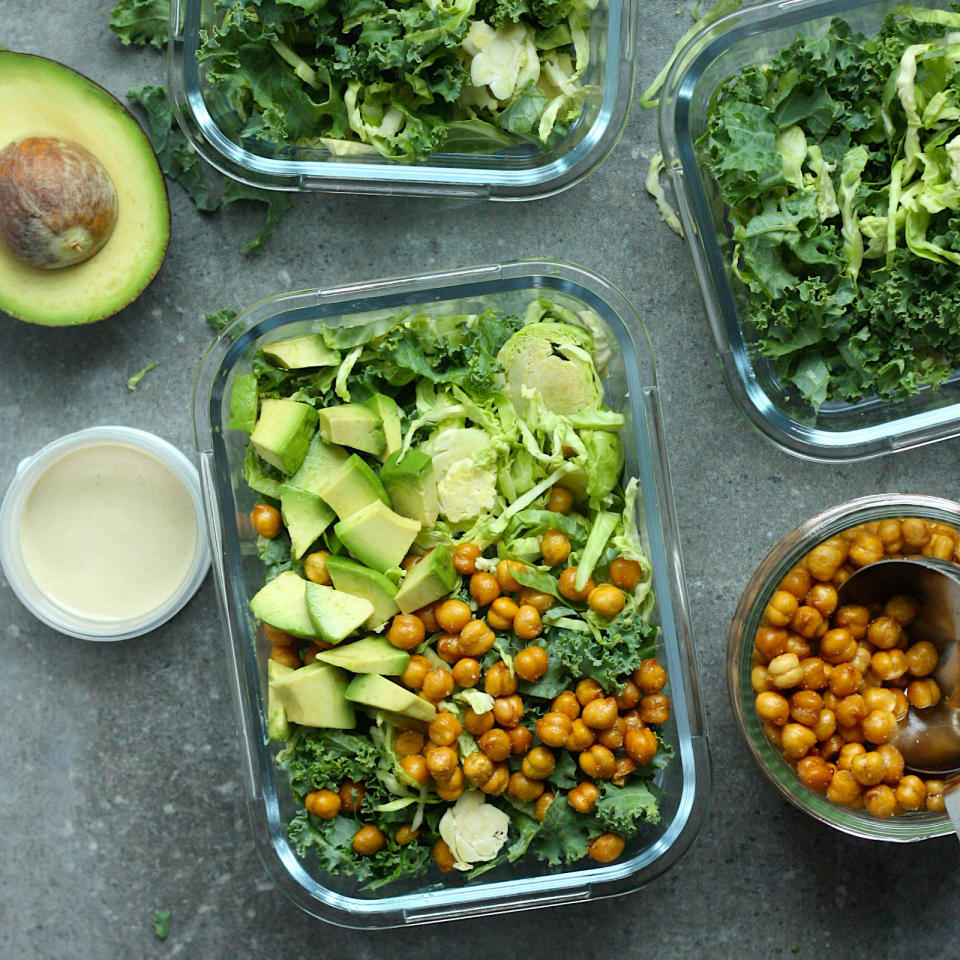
[258,483,672,869]
[752,516,954,819]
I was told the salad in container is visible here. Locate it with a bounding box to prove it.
[193,262,709,926]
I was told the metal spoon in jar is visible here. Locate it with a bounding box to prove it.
[836,557,960,834]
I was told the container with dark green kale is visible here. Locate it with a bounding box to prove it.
[660,0,960,461]
[193,261,709,927]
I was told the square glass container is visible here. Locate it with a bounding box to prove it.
[659,0,960,462]
[168,0,636,200]
[192,260,710,927]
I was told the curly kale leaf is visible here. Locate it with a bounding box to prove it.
[596,780,664,833]
[110,0,169,48]
[277,729,382,798]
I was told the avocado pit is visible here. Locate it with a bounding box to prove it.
[0,135,118,269]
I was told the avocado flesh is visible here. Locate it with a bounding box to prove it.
[267,660,294,741]
[304,581,375,645]
[324,555,399,630]
[317,454,391,519]
[395,544,458,613]
[289,435,350,497]
[345,673,436,722]
[250,399,317,475]
[228,373,258,432]
[271,662,356,729]
[365,394,403,463]
[317,404,386,457]
[380,448,439,527]
[0,53,169,326]
[316,635,410,675]
[335,500,421,573]
[249,570,320,640]
[261,333,339,369]
[280,483,335,558]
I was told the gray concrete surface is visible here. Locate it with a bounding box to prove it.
[2,1,959,957]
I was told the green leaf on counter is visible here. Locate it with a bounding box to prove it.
[126,361,160,391]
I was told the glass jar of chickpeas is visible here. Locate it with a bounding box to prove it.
[728,495,960,842]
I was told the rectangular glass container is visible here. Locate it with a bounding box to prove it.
[168,0,636,200]
[659,0,960,461]
[192,261,710,927]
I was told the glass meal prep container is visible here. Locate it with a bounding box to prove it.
[192,260,710,927]
[167,0,636,200]
[658,0,960,462]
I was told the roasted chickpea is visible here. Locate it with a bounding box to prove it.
[754,626,788,662]
[249,503,282,539]
[877,743,905,785]
[850,750,885,786]
[819,733,844,761]
[270,646,302,669]
[400,554,421,573]
[579,744,616,779]
[755,691,790,726]
[820,628,857,664]
[518,746,555,782]
[768,653,803,688]
[435,599,472,634]
[907,677,941,709]
[826,769,862,805]
[452,657,482,688]
[400,654,431,691]
[463,751,496,788]
[588,584,626,620]
[576,678,604,706]
[535,792,555,822]
[790,605,825,639]
[536,711,573,747]
[515,645,549,682]
[540,529,571,567]
[567,781,600,814]
[557,567,594,602]
[780,566,814,599]
[864,784,897,818]
[896,775,927,811]
[796,755,834,792]
[905,640,938,677]
[400,754,430,786]
[425,745,459,782]
[764,590,799,627]
[565,718,596,752]
[925,779,947,813]
[513,604,543,641]
[850,642,873,675]
[806,537,848,582]
[612,756,637,787]
[508,726,532,756]
[829,663,863,698]
[849,531,884,567]
[781,723,817,760]
[813,709,837,742]
[459,619,496,657]
[582,696,619,730]
[784,633,812,660]
[304,789,341,819]
[435,768,466,801]
[835,694,867,729]
[481,763,510,796]
[838,723,865,744]
[469,571,501,607]
[339,781,365,815]
[763,721,783,747]
[477,728,512,762]
[303,550,331,585]
[862,686,896,714]
[884,594,919,626]
[353,824,385,856]
[433,838,456,872]
[836,742,866,771]
[428,712,462,747]
[263,624,295,647]
[435,634,462,665]
[597,716,627,751]
[547,485,575,513]
[867,616,902,651]
[387,614,426,651]
[833,605,870,640]
[805,583,838,617]
[588,833,626,863]
[789,690,823,727]
[635,659,667,693]
[507,770,545,802]
[891,688,909,721]
[487,596,519,631]
[496,559,526,593]
[484,661,517,698]
[610,557,643,591]
[417,604,440,634]
[463,705,495,736]
[552,690,581,719]
[395,730,425,757]
[624,727,658,766]
[394,825,419,846]
[923,532,955,560]
[871,649,908,682]
[640,692,670,725]
[452,542,481,575]
[517,587,554,613]
[421,667,454,702]
[494,694,524,728]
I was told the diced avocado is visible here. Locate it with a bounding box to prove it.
[289,435,350,497]
[249,571,320,640]
[380,449,439,527]
[262,334,340,370]
[267,660,294,741]
[395,545,458,614]
[334,501,421,573]
[316,454,391,520]
[228,373,258,432]
[316,635,410,675]
[317,404,385,457]
[305,581,375,645]
[324,555,399,630]
[250,399,318,475]
[345,673,436,722]
[280,483,335,559]
[365,394,403,463]
[271,662,356,729]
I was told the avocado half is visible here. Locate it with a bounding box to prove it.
[0,52,170,326]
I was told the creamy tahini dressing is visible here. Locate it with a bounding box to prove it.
[19,443,198,620]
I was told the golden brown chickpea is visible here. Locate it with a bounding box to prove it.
[395,730,425,757]
[565,718,596,752]
[463,751,495,788]
[535,792,555,822]
[481,763,510,796]
[796,755,834,793]
[494,694,524,728]
[763,721,783,747]
[835,694,867,729]
[805,583,838,618]
[435,599,472,634]
[640,692,670,725]
[876,743,905,785]
[513,604,543,641]
[902,518,931,550]
[813,709,837,742]
[871,649,908,682]
[596,716,627,751]
[387,614,426,651]
[877,519,904,553]
[784,633,813,660]
[588,833,626,863]
[864,784,897,818]
[582,696,619,730]
[400,554,421,573]
[352,824,386,856]
[552,690,581,719]
[576,678,604,706]
[624,726,658,766]
[822,690,840,712]
[834,605,870,640]
[469,571,501,607]
[270,646,302,669]
[459,619,496,657]
[304,789,341,819]
[616,679,643,709]
[780,566,814,599]
[579,744,616,779]
[536,711,572,747]
[891,688,909,721]
[588,584,626,619]
[435,633,462,665]
[790,605,826,639]
[907,677,941,709]
[866,616,902,651]
[764,590,799,627]
[508,726,532,756]
[826,769,862,805]
[517,587,554,614]
[508,771,545,802]
[819,733,844,760]
[850,750,885,786]
[433,838,456,872]
[905,640,938,677]
[496,559,526,593]
[477,727,512,762]
[487,596,519,631]
[540,529,571,567]
[609,557,643,591]
[768,653,803,688]
[806,537,848,582]
[753,627,787,662]
[339,780,365,815]
[820,628,857,664]
[463,705,495,736]
[850,643,873,675]
[416,604,440,634]
[635,659,668,693]
[862,686,897,714]
[428,712,462,747]
[263,623,295,647]
[303,550,332,585]
[798,657,831,691]
[781,723,817,760]
[611,756,636,787]
[829,663,863,698]
[452,657,482,689]
[836,742,866,771]
[394,825,419,846]
[567,782,600,814]
[884,594,919,627]
[425,745,459,782]
[838,723,865,744]
[849,531,884,567]
[832,565,857,590]
[756,690,791,726]
[484,661,518,697]
[435,768,466,801]
[515,645,549,682]
[301,643,330,666]
[250,503,282,539]
[789,690,823,727]
[547,485,575,513]
[896,775,927,811]
[923,532,955,560]
[400,754,430,786]
[421,667,455,702]
[400,654,431,691]
[925,779,947,813]
[452,542,481,575]
[557,567,595,602]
